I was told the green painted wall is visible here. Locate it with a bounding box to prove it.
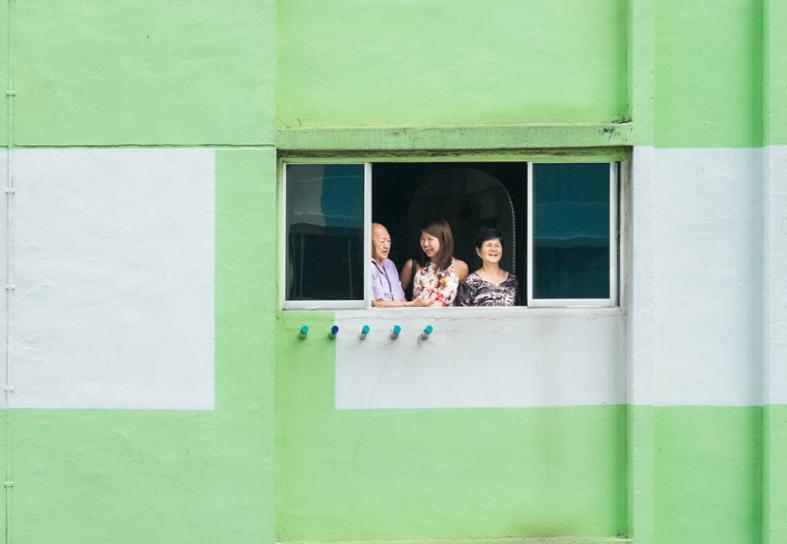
[1,1,785,544]
[765,405,787,544]
[277,0,628,129]
[0,1,8,148]
[276,313,627,540]
[764,0,787,145]
[654,0,764,148]
[654,408,763,544]
[11,1,275,146]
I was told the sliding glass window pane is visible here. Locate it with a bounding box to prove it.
[286,164,365,301]
[532,163,610,299]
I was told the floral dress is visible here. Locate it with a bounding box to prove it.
[412,260,461,307]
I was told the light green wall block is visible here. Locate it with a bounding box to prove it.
[765,405,787,544]
[765,0,787,145]
[12,1,275,146]
[654,407,763,544]
[0,2,9,148]
[277,0,628,129]
[10,411,256,544]
[655,0,763,147]
[275,312,628,540]
[0,412,6,540]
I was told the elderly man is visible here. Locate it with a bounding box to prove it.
[370,223,425,308]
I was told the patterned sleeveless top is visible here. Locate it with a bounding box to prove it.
[412,259,460,307]
[455,271,518,307]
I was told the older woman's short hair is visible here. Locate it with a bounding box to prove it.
[474,227,504,250]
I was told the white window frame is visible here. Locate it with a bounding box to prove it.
[280,159,622,311]
[280,162,372,310]
[526,162,619,308]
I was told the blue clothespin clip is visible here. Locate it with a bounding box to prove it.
[420,325,434,340]
[359,324,370,340]
[329,325,339,339]
[298,325,309,339]
[390,325,401,340]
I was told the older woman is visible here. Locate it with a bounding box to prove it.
[400,218,469,307]
[455,227,518,306]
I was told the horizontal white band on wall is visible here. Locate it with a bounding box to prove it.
[0,146,783,410]
[6,149,215,409]
[0,151,6,409]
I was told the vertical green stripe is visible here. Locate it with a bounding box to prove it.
[764,405,787,544]
[764,0,787,144]
[627,0,655,145]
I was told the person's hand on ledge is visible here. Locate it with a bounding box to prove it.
[372,297,430,308]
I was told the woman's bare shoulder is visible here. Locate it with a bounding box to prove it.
[454,258,470,279]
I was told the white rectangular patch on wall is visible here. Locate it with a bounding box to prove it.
[0,150,6,410]
[10,149,215,409]
[334,310,625,409]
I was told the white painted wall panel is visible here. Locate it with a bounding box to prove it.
[627,147,655,406]
[765,145,787,404]
[10,149,214,409]
[0,150,7,409]
[652,148,763,406]
[335,308,625,409]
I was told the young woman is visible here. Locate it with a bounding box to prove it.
[400,219,469,307]
[455,227,518,306]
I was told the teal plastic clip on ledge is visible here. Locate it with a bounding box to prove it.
[390,325,401,340]
[298,325,309,339]
[420,325,434,340]
[359,325,370,340]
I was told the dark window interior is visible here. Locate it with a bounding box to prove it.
[373,162,527,304]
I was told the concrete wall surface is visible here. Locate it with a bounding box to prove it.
[1,1,785,544]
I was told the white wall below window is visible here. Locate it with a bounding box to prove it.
[334,308,626,409]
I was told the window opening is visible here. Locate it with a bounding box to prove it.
[282,160,619,310]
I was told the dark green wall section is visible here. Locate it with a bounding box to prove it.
[275,313,628,540]
[10,1,275,146]
[655,0,764,147]
[277,0,628,129]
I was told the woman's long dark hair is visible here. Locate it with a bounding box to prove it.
[416,218,455,271]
